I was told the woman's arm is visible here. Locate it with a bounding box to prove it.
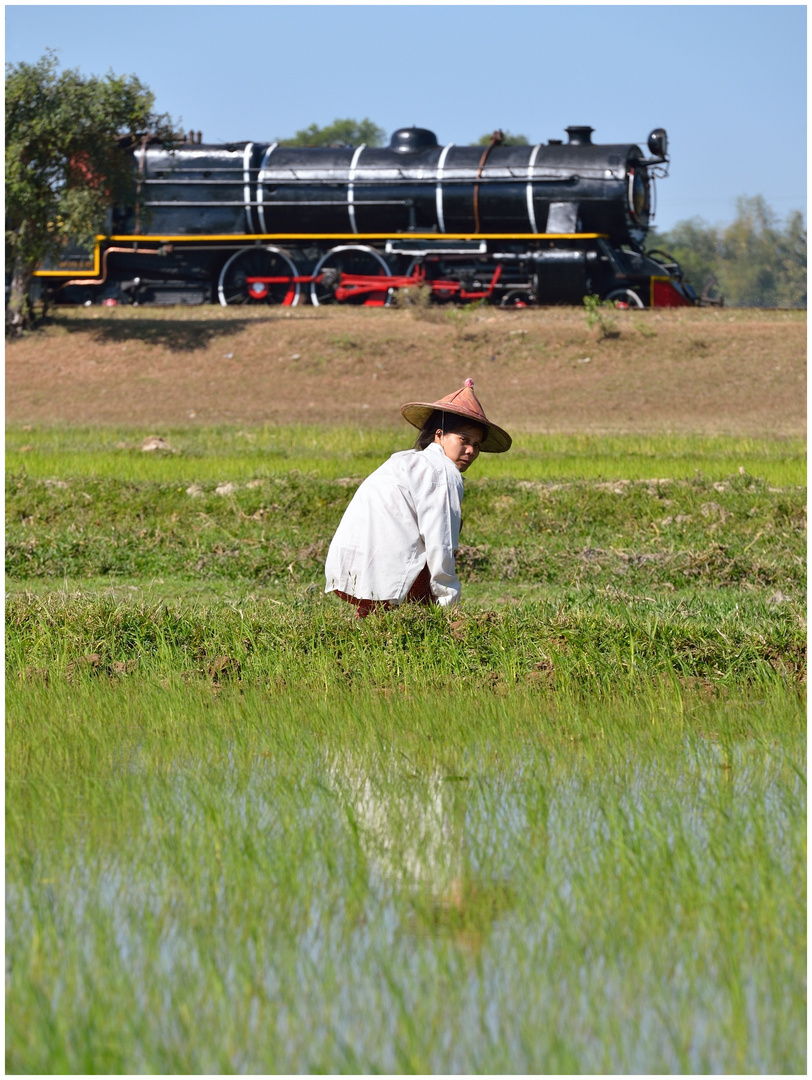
[411,454,463,607]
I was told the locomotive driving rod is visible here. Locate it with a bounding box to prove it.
[243,270,426,297]
[246,264,503,302]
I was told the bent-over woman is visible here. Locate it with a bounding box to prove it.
[325,379,511,616]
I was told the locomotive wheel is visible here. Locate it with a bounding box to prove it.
[403,256,461,303]
[217,246,300,307]
[499,290,531,309]
[310,246,392,307]
[604,288,644,308]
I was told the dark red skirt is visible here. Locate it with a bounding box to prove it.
[334,563,434,618]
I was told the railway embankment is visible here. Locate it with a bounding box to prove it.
[6,305,805,437]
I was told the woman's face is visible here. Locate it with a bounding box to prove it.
[434,423,486,472]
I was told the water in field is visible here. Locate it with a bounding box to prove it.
[6,685,805,1073]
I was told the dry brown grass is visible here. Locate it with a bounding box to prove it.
[6,305,806,436]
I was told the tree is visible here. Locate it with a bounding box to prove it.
[651,195,806,308]
[278,118,386,148]
[648,217,724,302]
[476,130,529,146]
[720,195,806,308]
[5,51,175,333]
[773,209,807,309]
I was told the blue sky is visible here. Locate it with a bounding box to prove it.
[5,3,807,232]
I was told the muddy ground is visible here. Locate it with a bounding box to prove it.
[5,305,806,436]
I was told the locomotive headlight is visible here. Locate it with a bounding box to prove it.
[627,167,651,226]
[647,128,668,159]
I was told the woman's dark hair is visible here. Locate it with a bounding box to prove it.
[413,410,486,450]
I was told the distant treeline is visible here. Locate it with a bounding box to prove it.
[649,196,806,309]
[275,117,531,149]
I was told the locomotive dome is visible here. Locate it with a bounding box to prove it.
[564,126,594,145]
[389,127,439,153]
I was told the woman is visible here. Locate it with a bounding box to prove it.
[325,378,511,616]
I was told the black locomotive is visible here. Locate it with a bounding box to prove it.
[37,124,697,309]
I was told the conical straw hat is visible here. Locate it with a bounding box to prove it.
[401,378,511,453]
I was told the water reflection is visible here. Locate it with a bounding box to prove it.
[327,754,514,949]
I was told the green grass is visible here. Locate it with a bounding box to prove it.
[6,424,806,1072]
[6,681,806,1073]
[6,591,806,693]
[6,450,806,599]
[7,424,807,484]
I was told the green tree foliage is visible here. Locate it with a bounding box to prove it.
[651,195,806,308]
[278,118,386,148]
[476,130,530,146]
[5,51,175,333]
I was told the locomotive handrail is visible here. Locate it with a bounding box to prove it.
[142,163,592,180]
[142,173,582,182]
[140,175,587,190]
[142,200,418,208]
[243,170,588,183]
[144,166,619,181]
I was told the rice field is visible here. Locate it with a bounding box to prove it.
[7,424,807,485]
[6,426,806,1073]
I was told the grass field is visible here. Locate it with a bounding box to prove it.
[6,424,806,1072]
[6,424,807,484]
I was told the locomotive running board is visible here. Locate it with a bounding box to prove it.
[34,232,611,278]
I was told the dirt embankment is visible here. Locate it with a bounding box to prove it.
[5,306,806,436]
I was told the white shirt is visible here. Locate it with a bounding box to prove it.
[324,442,463,607]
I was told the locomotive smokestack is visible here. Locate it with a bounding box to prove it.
[565,126,594,146]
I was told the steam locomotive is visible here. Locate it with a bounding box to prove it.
[36,124,697,309]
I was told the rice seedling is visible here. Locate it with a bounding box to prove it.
[6,590,807,695]
[6,456,805,600]
[6,425,806,485]
[6,680,805,1073]
[6,423,806,1072]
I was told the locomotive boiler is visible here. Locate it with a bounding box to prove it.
[37,124,697,309]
